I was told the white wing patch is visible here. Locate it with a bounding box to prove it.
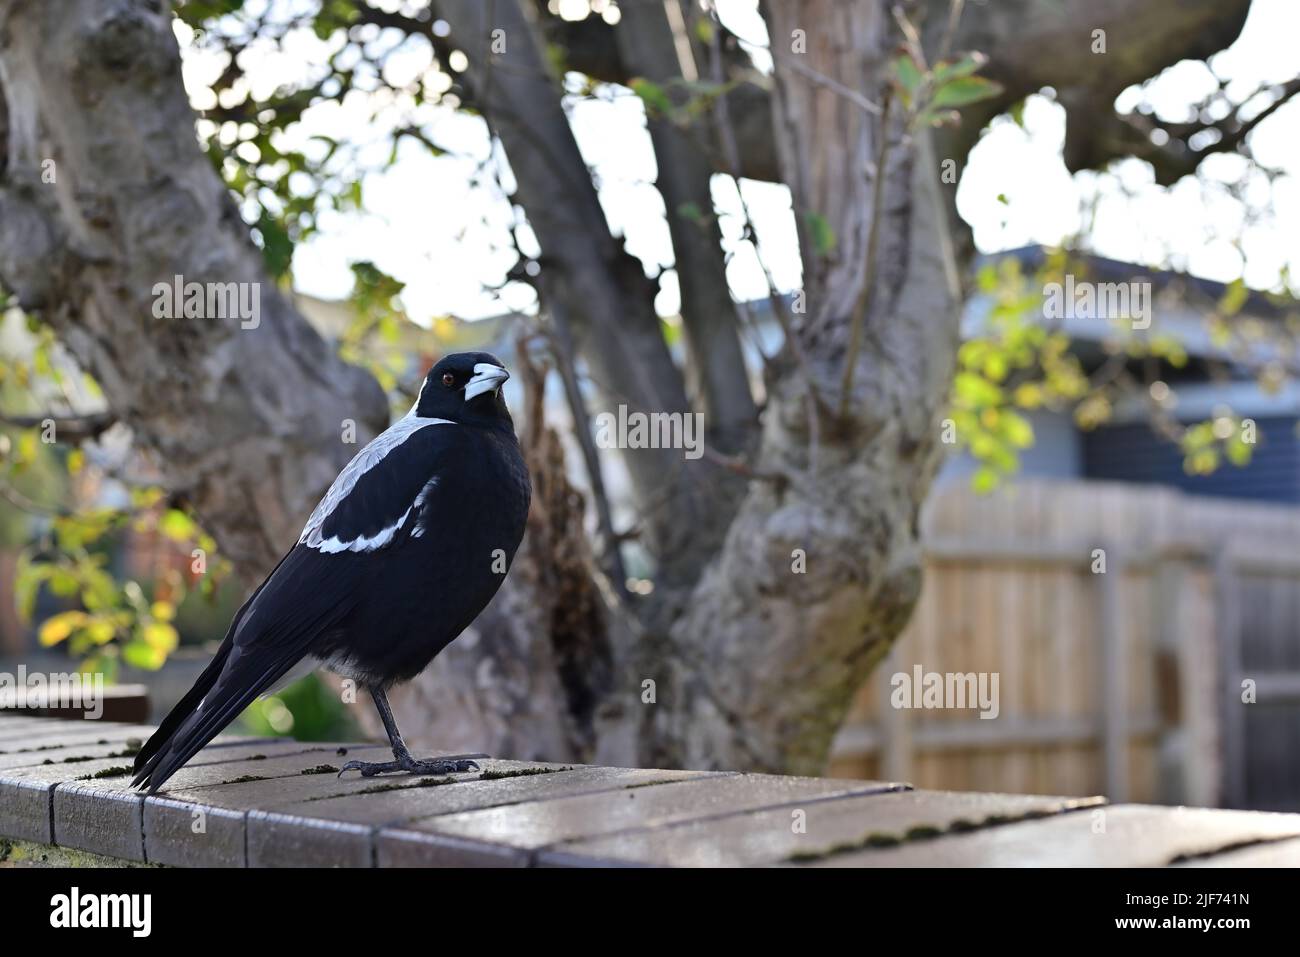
[408,476,439,539]
[299,415,452,552]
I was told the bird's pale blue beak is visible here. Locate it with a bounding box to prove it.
[464,363,510,400]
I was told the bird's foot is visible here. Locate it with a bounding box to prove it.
[338,752,488,778]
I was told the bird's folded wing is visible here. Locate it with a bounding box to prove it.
[299,416,456,553]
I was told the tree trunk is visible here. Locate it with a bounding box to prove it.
[643,0,959,772]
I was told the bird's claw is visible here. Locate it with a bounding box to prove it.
[337,753,487,779]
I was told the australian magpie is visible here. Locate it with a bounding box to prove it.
[132,352,531,792]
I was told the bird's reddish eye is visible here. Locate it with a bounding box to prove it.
[442,373,455,387]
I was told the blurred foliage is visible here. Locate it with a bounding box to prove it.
[890,48,1004,130]
[629,75,739,127]
[338,261,418,396]
[174,0,436,281]
[174,1,450,408]
[236,673,360,742]
[1,293,233,684]
[9,478,233,683]
[950,249,1279,491]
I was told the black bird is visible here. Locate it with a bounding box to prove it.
[132,352,531,792]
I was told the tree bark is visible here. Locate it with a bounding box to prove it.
[0,0,388,580]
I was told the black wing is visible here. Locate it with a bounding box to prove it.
[303,418,457,551]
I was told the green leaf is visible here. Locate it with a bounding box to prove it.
[804,211,836,257]
[1218,278,1248,317]
[677,201,705,224]
[84,618,117,645]
[892,54,923,108]
[14,557,49,622]
[932,52,988,86]
[160,509,197,543]
[971,466,1000,494]
[931,76,1004,110]
[122,640,166,671]
[982,351,1008,382]
[49,568,80,598]
[141,621,179,654]
[312,0,358,40]
[16,430,38,466]
[1012,382,1043,409]
[255,212,294,278]
[1225,438,1252,467]
[39,611,88,647]
[1000,410,1035,449]
[80,653,118,685]
[1185,447,1220,475]
[954,371,1002,407]
[629,78,673,116]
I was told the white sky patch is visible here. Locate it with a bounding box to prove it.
[959,0,1300,291]
[176,0,1300,327]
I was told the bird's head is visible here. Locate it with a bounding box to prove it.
[413,351,514,426]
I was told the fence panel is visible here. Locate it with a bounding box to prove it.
[830,479,1300,808]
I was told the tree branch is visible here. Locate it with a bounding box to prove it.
[429,0,730,578]
[1068,77,1300,185]
[615,0,758,456]
[936,0,1256,171]
[357,0,783,183]
[0,411,116,444]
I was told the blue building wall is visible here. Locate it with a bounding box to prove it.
[1081,416,1300,504]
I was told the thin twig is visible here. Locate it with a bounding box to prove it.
[544,302,631,598]
[892,5,928,69]
[937,0,966,64]
[704,3,832,442]
[700,444,791,488]
[0,480,65,517]
[777,53,883,116]
[717,20,883,117]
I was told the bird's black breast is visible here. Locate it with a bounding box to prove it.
[313,422,531,684]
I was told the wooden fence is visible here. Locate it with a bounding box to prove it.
[829,479,1300,811]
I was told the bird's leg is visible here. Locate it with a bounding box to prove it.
[338,687,487,778]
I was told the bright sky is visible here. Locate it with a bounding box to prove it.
[176,0,1300,327]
